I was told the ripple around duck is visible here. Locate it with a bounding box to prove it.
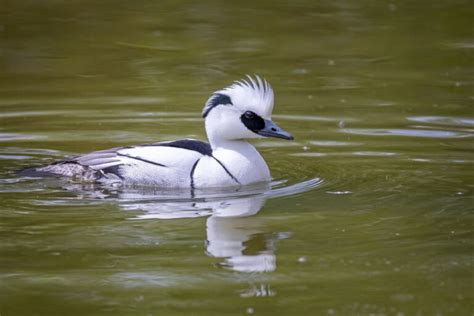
[8,177,325,219]
[101,177,324,202]
[120,177,324,219]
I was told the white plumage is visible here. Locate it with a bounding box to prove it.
[220,75,274,118]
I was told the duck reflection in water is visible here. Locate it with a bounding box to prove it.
[120,185,289,273]
[206,216,292,273]
[64,178,321,273]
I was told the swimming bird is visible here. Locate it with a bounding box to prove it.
[31,76,293,188]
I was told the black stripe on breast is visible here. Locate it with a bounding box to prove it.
[116,153,167,167]
[189,157,201,189]
[211,156,241,185]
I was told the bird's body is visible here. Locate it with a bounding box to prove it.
[31,76,293,188]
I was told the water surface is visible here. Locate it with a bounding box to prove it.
[0,1,473,315]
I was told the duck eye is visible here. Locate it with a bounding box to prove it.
[244,111,255,119]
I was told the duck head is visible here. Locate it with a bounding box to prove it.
[203,76,293,146]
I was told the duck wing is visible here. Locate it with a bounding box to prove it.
[71,139,209,169]
[41,139,211,185]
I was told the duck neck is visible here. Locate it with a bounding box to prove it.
[208,134,251,152]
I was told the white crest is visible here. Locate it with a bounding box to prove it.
[203,75,275,119]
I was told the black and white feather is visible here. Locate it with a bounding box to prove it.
[37,140,211,186]
[29,75,292,188]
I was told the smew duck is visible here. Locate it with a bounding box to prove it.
[33,76,293,188]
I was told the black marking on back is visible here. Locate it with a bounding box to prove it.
[211,156,241,185]
[158,140,212,156]
[102,165,124,179]
[240,111,265,132]
[203,93,232,118]
[116,153,167,167]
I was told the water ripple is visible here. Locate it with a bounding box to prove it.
[274,114,357,122]
[341,128,472,138]
[0,133,46,142]
[292,151,398,157]
[407,116,474,127]
[0,96,166,107]
[309,140,363,147]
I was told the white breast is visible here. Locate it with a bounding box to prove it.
[193,141,271,188]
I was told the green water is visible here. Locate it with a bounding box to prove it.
[1,1,473,315]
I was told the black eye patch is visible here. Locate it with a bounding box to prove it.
[240,111,265,132]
